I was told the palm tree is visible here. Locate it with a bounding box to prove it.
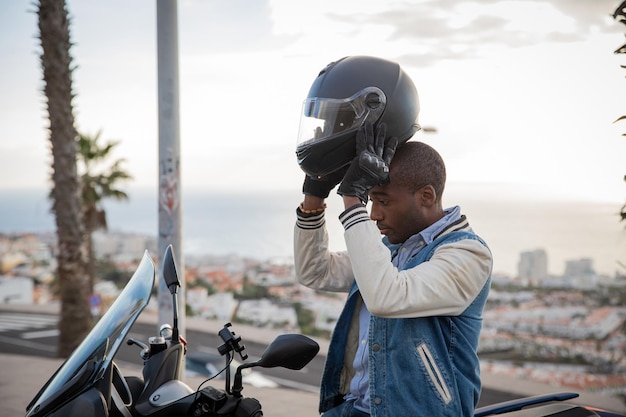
[77,131,132,294]
[613,2,626,225]
[37,0,92,357]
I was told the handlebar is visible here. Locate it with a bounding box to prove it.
[127,338,150,359]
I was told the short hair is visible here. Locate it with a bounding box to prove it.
[389,141,446,201]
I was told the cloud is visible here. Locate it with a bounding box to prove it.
[179,0,297,54]
[317,0,623,66]
[549,0,623,30]
[2,0,625,203]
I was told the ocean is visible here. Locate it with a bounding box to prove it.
[1,185,625,278]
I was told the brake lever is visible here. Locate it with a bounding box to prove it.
[127,338,150,359]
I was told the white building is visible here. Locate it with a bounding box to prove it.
[236,298,298,329]
[0,276,34,304]
[92,231,157,263]
[518,249,548,282]
[564,258,595,279]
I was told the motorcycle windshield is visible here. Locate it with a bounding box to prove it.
[26,251,155,417]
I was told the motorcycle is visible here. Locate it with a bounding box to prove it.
[24,245,625,417]
[25,245,319,417]
[475,392,624,417]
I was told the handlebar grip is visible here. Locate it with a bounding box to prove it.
[235,397,262,417]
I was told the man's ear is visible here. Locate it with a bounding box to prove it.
[418,185,437,207]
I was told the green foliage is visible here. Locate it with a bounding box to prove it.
[237,273,274,300]
[94,258,131,288]
[77,130,133,293]
[188,278,217,295]
[293,302,331,338]
[185,303,194,317]
[77,130,133,232]
[237,281,270,300]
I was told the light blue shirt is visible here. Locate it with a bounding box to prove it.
[345,206,462,412]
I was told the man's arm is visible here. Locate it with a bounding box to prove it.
[342,195,361,210]
[301,194,325,212]
[341,212,492,318]
[294,197,354,292]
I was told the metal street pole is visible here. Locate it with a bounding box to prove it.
[156,0,185,337]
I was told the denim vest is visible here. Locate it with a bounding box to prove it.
[319,231,491,417]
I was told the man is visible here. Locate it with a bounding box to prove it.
[294,56,493,417]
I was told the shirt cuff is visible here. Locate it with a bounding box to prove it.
[339,203,369,231]
[296,206,326,229]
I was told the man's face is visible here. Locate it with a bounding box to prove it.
[368,182,431,244]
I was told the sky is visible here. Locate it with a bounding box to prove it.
[1,0,626,203]
[1,1,626,276]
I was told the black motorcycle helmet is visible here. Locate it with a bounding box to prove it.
[296,55,420,178]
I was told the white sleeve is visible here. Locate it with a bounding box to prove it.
[345,218,492,318]
[294,217,354,293]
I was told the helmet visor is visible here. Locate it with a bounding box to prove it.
[297,87,386,148]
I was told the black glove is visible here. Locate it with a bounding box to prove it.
[337,122,398,203]
[302,165,349,199]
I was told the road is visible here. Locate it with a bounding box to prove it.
[0,310,518,407]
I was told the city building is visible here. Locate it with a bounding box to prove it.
[518,249,548,283]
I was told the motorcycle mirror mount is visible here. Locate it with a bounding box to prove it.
[162,244,181,343]
[162,244,181,295]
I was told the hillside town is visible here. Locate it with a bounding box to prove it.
[1,231,625,403]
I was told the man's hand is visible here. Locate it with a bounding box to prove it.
[302,166,349,199]
[337,122,398,203]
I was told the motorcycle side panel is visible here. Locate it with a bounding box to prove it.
[45,387,108,417]
[483,403,599,416]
